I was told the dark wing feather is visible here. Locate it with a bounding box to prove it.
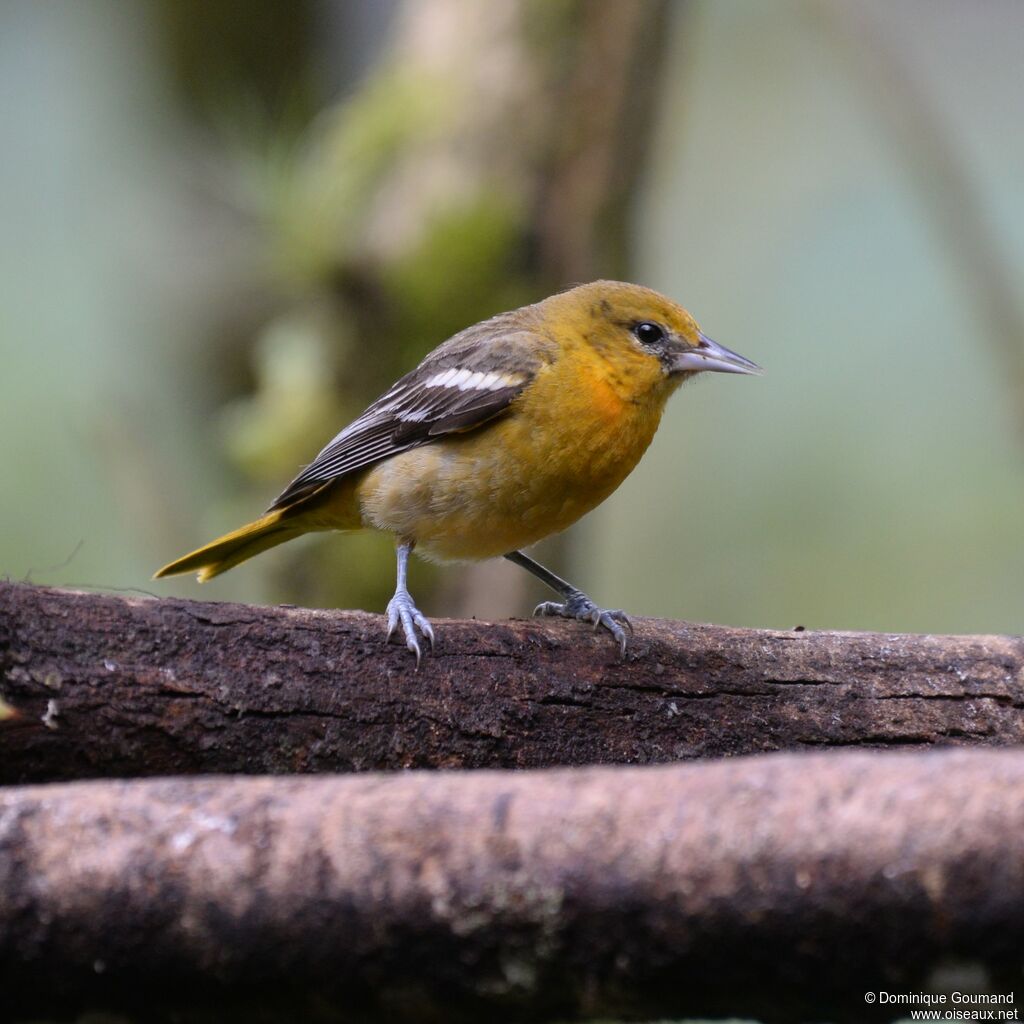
[266,316,555,512]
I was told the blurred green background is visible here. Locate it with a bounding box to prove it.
[1,0,1022,636]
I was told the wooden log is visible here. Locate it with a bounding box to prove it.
[1,581,1023,782]
[2,750,1023,1022]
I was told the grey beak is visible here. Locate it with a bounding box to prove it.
[672,332,764,376]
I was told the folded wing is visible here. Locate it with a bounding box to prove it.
[267,317,553,512]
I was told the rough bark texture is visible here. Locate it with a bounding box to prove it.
[1,582,1023,783]
[2,750,1023,1023]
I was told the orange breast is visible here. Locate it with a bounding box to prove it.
[354,349,672,561]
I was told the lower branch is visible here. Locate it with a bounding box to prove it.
[1,581,1023,782]
[2,750,1024,1023]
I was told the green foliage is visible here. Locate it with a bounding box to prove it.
[220,309,346,483]
[383,195,535,345]
[271,70,452,288]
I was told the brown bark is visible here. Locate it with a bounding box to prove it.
[2,581,1023,783]
[2,749,1023,1023]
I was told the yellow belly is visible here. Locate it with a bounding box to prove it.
[353,368,668,561]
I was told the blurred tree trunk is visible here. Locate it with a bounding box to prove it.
[159,0,673,617]
[154,0,320,126]
[360,0,674,617]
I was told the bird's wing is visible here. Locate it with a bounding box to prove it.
[266,317,554,512]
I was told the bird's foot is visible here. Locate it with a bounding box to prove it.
[534,590,633,658]
[385,588,435,668]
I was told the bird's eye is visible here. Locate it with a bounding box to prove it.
[633,321,665,346]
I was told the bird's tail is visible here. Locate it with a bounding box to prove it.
[153,510,301,582]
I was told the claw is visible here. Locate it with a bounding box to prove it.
[532,591,632,658]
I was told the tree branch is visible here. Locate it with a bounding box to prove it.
[2,750,1023,1023]
[2,581,1022,782]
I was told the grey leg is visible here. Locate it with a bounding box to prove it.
[504,550,632,657]
[385,541,435,667]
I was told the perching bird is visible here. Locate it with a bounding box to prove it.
[155,281,761,663]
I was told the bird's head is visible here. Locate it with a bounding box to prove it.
[540,280,762,397]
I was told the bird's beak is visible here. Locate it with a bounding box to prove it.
[672,332,764,376]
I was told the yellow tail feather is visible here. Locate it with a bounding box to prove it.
[153,511,300,582]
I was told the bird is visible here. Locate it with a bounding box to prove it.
[154,280,762,664]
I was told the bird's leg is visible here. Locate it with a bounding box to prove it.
[385,541,435,667]
[504,550,633,657]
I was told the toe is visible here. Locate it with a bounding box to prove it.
[596,612,629,658]
[607,609,634,634]
[415,613,436,649]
